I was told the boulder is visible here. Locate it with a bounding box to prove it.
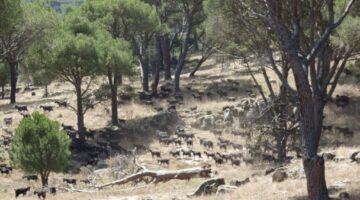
[230,177,250,187]
[272,170,287,182]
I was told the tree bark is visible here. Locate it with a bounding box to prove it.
[151,36,161,96]
[189,58,206,77]
[9,61,17,104]
[1,85,4,99]
[141,61,149,92]
[40,172,48,186]
[162,34,172,80]
[110,72,119,126]
[75,84,86,142]
[44,85,48,97]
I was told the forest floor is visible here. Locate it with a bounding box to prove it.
[0,56,359,200]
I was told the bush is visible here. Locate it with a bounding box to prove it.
[9,112,71,186]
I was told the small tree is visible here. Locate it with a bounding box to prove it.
[9,112,71,186]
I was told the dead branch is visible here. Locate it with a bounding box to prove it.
[96,167,212,189]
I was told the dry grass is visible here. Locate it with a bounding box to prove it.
[0,57,359,200]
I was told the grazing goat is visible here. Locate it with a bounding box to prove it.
[230,158,241,166]
[218,142,228,150]
[182,149,192,158]
[149,149,161,158]
[204,151,215,158]
[22,175,38,181]
[40,105,53,112]
[334,95,350,107]
[186,138,193,147]
[3,117,13,125]
[80,179,91,184]
[157,159,170,167]
[335,127,354,138]
[15,105,28,112]
[211,129,222,136]
[214,156,224,165]
[1,166,13,174]
[169,150,181,158]
[63,178,76,185]
[15,187,30,198]
[191,150,202,158]
[322,125,333,132]
[54,100,67,107]
[34,189,46,200]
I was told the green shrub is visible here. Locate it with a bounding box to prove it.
[9,112,71,186]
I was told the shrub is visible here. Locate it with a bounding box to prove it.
[9,112,71,186]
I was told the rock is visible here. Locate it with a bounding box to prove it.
[217,185,238,194]
[272,170,287,182]
[230,177,250,187]
[339,192,350,199]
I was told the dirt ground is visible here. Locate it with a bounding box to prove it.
[0,57,359,200]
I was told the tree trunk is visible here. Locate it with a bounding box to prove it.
[189,58,206,77]
[193,31,199,51]
[1,85,4,99]
[44,85,48,97]
[300,95,328,200]
[174,23,193,95]
[9,62,17,104]
[75,84,86,142]
[40,173,48,186]
[162,34,172,80]
[110,73,119,126]
[151,36,161,96]
[141,61,149,92]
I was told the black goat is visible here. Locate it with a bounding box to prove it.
[15,105,28,112]
[54,100,68,107]
[15,187,30,198]
[63,178,76,185]
[22,175,38,181]
[40,105,53,112]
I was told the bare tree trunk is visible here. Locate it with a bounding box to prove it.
[1,85,4,99]
[44,85,48,97]
[162,34,172,80]
[40,172,48,186]
[110,73,119,126]
[141,60,149,92]
[174,24,193,95]
[9,62,17,104]
[189,58,206,77]
[151,36,161,96]
[75,84,86,142]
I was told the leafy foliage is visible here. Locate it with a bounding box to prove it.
[9,112,70,185]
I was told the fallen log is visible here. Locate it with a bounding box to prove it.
[96,167,212,189]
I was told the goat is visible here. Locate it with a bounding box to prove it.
[322,125,333,132]
[174,139,182,146]
[232,143,243,151]
[157,159,170,167]
[169,150,181,158]
[149,149,161,158]
[204,151,215,158]
[15,187,30,198]
[335,127,354,138]
[167,105,176,112]
[211,129,222,136]
[20,111,30,118]
[182,149,192,158]
[1,166,12,174]
[63,178,76,185]
[218,142,228,150]
[22,175,38,181]
[3,117,13,125]
[80,179,91,184]
[33,189,46,200]
[40,105,53,112]
[230,157,241,166]
[15,105,28,112]
[186,138,193,147]
[334,95,350,107]
[191,150,202,158]
[213,156,224,165]
[54,100,67,107]
[62,124,75,131]
[203,141,214,149]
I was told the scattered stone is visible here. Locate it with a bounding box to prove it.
[272,170,288,182]
[217,185,238,194]
[230,177,250,187]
